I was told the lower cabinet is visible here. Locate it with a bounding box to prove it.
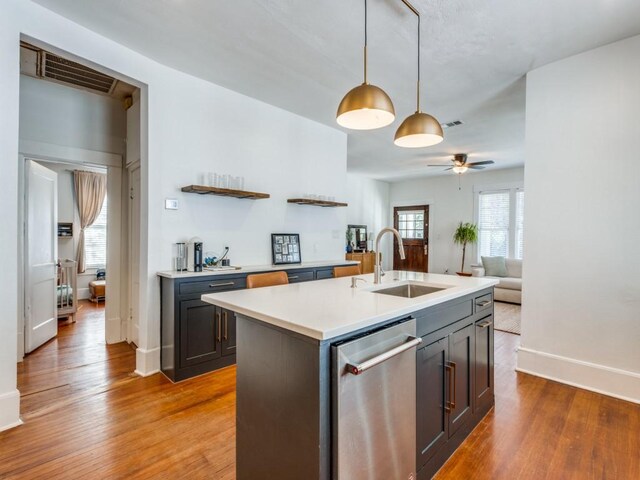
[178,299,238,368]
[416,293,494,479]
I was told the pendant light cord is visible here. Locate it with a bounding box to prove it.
[400,0,421,112]
[364,0,368,84]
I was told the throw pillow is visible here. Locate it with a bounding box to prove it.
[481,256,508,277]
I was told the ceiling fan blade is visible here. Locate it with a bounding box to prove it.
[444,167,453,171]
[466,160,495,166]
[468,165,486,170]
[427,164,451,167]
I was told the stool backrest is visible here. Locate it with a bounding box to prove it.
[333,264,362,278]
[246,271,289,289]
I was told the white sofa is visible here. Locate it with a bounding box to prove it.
[471,258,522,304]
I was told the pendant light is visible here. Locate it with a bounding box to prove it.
[394,2,444,148]
[336,0,395,130]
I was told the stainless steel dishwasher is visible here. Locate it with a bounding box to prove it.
[332,318,421,480]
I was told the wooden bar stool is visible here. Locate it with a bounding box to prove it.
[246,271,289,289]
[333,264,362,278]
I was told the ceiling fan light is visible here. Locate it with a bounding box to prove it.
[336,83,395,130]
[452,166,468,174]
[394,111,444,148]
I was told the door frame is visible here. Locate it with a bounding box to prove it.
[390,199,435,273]
[17,147,128,361]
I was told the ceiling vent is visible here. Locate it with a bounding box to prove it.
[441,120,463,129]
[42,52,116,95]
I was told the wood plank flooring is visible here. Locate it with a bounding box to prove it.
[1,303,638,479]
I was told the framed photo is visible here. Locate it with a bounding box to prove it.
[271,233,301,265]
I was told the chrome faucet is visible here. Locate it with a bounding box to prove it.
[374,227,405,284]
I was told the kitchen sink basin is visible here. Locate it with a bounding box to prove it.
[372,283,448,298]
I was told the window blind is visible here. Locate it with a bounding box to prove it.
[85,196,107,268]
[478,191,510,258]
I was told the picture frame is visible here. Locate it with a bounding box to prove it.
[271,233,301,265]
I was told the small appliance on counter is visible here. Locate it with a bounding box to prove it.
[187,237,204,272]
[174,242,187,271]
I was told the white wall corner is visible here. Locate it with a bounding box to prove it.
[105,316,123,344]
[0,390,23,432]
[134,346,160,377]
[517,347,640,404]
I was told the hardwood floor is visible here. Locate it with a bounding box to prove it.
[1,308,638,479]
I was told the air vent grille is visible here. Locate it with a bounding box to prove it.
[441,120,463,129]
[43,53,116,94]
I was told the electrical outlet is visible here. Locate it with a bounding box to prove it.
[165,198,178,210]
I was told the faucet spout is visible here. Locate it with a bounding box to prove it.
[374,227,405,284]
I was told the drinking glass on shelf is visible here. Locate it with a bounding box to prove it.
[328,196,336,202]
[229,176,239,189]
[199,173,207,186]
[238,176,245,190]
[218,174,229,189]
[207,172,216,187]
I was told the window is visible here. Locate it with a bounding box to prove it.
[397,210,424,239]
[85,196,107,268]
[476,186,524,260]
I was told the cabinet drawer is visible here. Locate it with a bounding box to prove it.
[315,268,334,280]
[178,277,246,295]
[287,270,314,283]
[417,299,473,338]
[474,293,493,314]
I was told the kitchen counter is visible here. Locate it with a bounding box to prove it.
[203,271,498,480]
[202,270,498,340]
[157,259,358,279]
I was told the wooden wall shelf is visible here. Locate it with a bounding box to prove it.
[182,185,270,200]
[287,198,348,208]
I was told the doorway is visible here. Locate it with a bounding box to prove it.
[393,205,430,272]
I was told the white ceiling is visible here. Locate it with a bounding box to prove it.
[32,0,640,181]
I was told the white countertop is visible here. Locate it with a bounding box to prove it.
[157,260,359,279]
[201,271,498,340]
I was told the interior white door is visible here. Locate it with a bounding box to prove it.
[128,164,141,346]
[25,160,58,353]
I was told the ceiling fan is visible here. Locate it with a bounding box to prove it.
[427,154,495,174]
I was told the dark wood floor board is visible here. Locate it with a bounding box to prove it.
[1,304,638,479]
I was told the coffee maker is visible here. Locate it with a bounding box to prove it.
[187,237,204,272]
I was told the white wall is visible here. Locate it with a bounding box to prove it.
[518,35,640,403]
[19,74,126,154]
[0,0,348,430]
[346,174,391,268]
[389,167,524,274]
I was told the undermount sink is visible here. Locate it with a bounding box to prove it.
[372,282,448,299]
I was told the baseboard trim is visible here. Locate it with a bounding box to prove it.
[0,390,23,432]
[517,347,640,404]
[135,346,160,377]
[77,287,90,300]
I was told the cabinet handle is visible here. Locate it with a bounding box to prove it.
[448,361,457,410]
[216,311,221,342]
[223,311,228,340]
[476,300,492,307]
[477,319,493,329]
[445,363,452,413]
[209,281,235,288]
[288,275,299,280]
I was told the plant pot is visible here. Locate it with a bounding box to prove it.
[456,272,472,277]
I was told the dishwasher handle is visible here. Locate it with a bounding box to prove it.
[346,336,422,375]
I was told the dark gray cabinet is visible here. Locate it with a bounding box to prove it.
[416,289,494,480]
[179,299,220,368]
[160,263,353,382]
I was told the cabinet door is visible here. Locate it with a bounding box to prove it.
[448,323,474,437]
[417,335,449,468]
[474,315,494,412]
[221,308,237,357]
[179,299,221,368]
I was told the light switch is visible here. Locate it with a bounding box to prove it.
[165,198,179,210]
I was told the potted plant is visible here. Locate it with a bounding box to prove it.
[453,222,478,277]
[345,228,354,253]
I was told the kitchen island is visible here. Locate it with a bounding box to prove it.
[202,271,498,480]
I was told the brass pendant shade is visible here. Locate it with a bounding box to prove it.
[336,83,395,130]
[336,0,395,131]
[394,111,443,147]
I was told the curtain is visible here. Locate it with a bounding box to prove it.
[74,171,107,273]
